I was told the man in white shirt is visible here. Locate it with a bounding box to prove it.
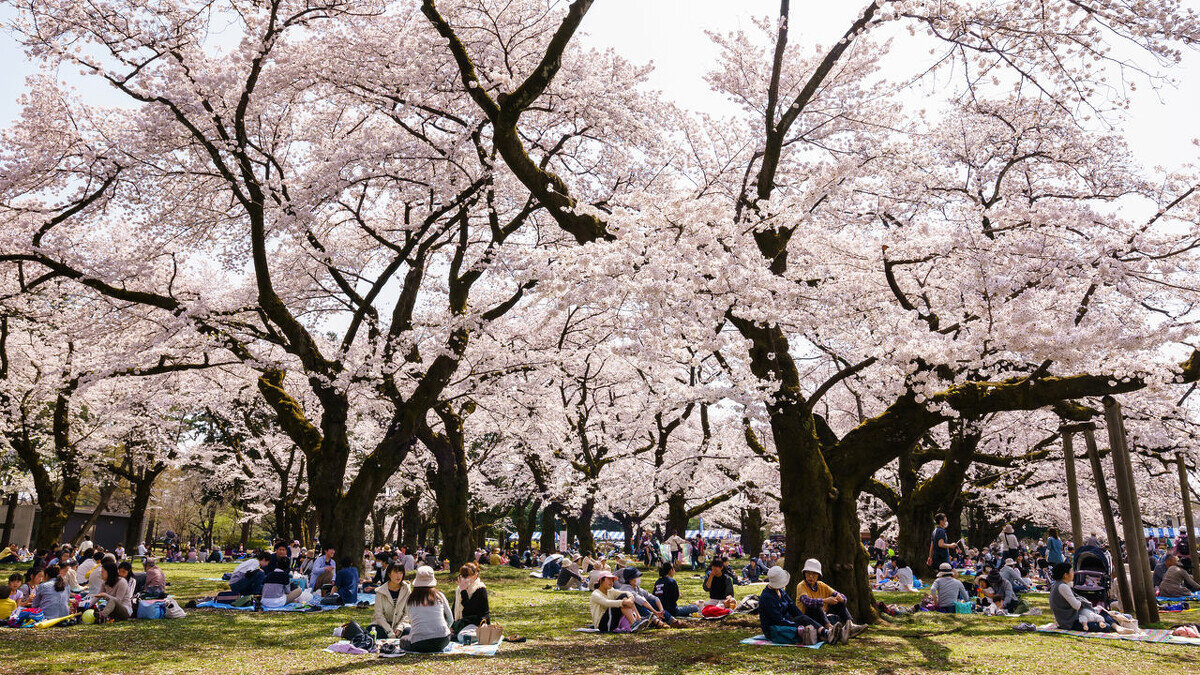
[665,532,686,564]
[137,542,147,557]
[309,543,336,589]
[80,537,94,554]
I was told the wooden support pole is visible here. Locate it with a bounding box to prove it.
[1061,430,1085,549]
[1102,397,1158,624]
[1179,451,1197,571]
[1082,425,1135,615]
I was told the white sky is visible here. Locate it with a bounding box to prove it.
[2,0,1199,171]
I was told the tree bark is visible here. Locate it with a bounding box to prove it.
[419,415,473,568]
[539,503,561,554]
[667,491,689,539]
[124,475,156,551]
[0,493,16,549]
[401,495,421,553]
[741,507,764,558]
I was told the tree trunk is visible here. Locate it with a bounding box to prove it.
[567,499,596,555]
[124,476,156,551]
[240,519,252,548]
[372,507,386,547]
[427,447,472,568]
[401,495,420,553]
[773,406,878,623]
[516,500,539,553]
[619,514,635,554]
[0,493,16,549]
[741,507,764,558]
[70,481,117,547]
[35,502,73,551]
[539,503,560,554]
[666,491,689,539]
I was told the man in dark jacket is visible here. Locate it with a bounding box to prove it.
[652,562,698,618]
[759,566,828,645]
[703,558,736,608]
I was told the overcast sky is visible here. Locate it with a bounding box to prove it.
[3,0,1199,171]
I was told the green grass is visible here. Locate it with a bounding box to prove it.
[1,562,1197,674]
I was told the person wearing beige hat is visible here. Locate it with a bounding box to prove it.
[589,570,644,632]
[397,566,453,653]
[930,563,968,612]
[998,524,1020,563]
[796,559,867,641]
[557,556,586,591]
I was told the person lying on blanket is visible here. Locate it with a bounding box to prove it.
[653,562,699,620]
[397,566,454,653]
[590,571,646,632]
[796,559,868,640]
[1049,562,1123,633]
[759,566,834,646]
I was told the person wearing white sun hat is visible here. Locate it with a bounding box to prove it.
[758,565,828,645]
[796,559,868,643]
[397,566,453,653]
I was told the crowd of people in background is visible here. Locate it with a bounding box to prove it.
[1,538,170,625]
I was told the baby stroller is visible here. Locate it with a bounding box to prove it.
[1072,545,1111,607]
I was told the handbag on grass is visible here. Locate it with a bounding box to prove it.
[476,623,503,645]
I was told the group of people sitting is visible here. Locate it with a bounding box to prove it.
[221,541,360,608]
[365,561,492,652]
[586,556,868,646]
[1152,553,1199,598]
[4,542,168,623]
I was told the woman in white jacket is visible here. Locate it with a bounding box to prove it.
[372,563,412,638]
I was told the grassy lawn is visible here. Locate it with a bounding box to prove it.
[1,562,1197,674]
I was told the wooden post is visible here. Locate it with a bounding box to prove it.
[1082,425,1135,615]
[1178,451,1197,571]
[1102,397,1158,624]
[1060,428,1085,549]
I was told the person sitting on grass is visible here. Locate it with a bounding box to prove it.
[653,562,699,620]
[1158,554,1200,598]
[330,556,360,606]
[589,570,644,633]
[702,557,737,609]
[1000,558,1029,594]
[759,565,833,645]
[310,543,336,591]
[14,569,42,607]
[229,551,272,597]
[1050,562,1129,633]
[889,557,915,592]
[372,562,412,638]
[398,566,453,653]
[742,558,764,584]
[984,568,1019,613]
[33,565,69,620]
[0,585,16,620]
[796,559,868,639]
[95,560,133,622]
[451,562,490,640]
[616,567,673,628]
[143,558,166,593]
[930,563,968,612]
[557,557,587,591]
[874,557,896,587]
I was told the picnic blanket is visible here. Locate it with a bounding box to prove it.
[1035,623,1200,646]
[740,634,824,649]
[371,639,502,657]
[355,592,376,606]
[196,599,340,612]
[1158,592,1200,602]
